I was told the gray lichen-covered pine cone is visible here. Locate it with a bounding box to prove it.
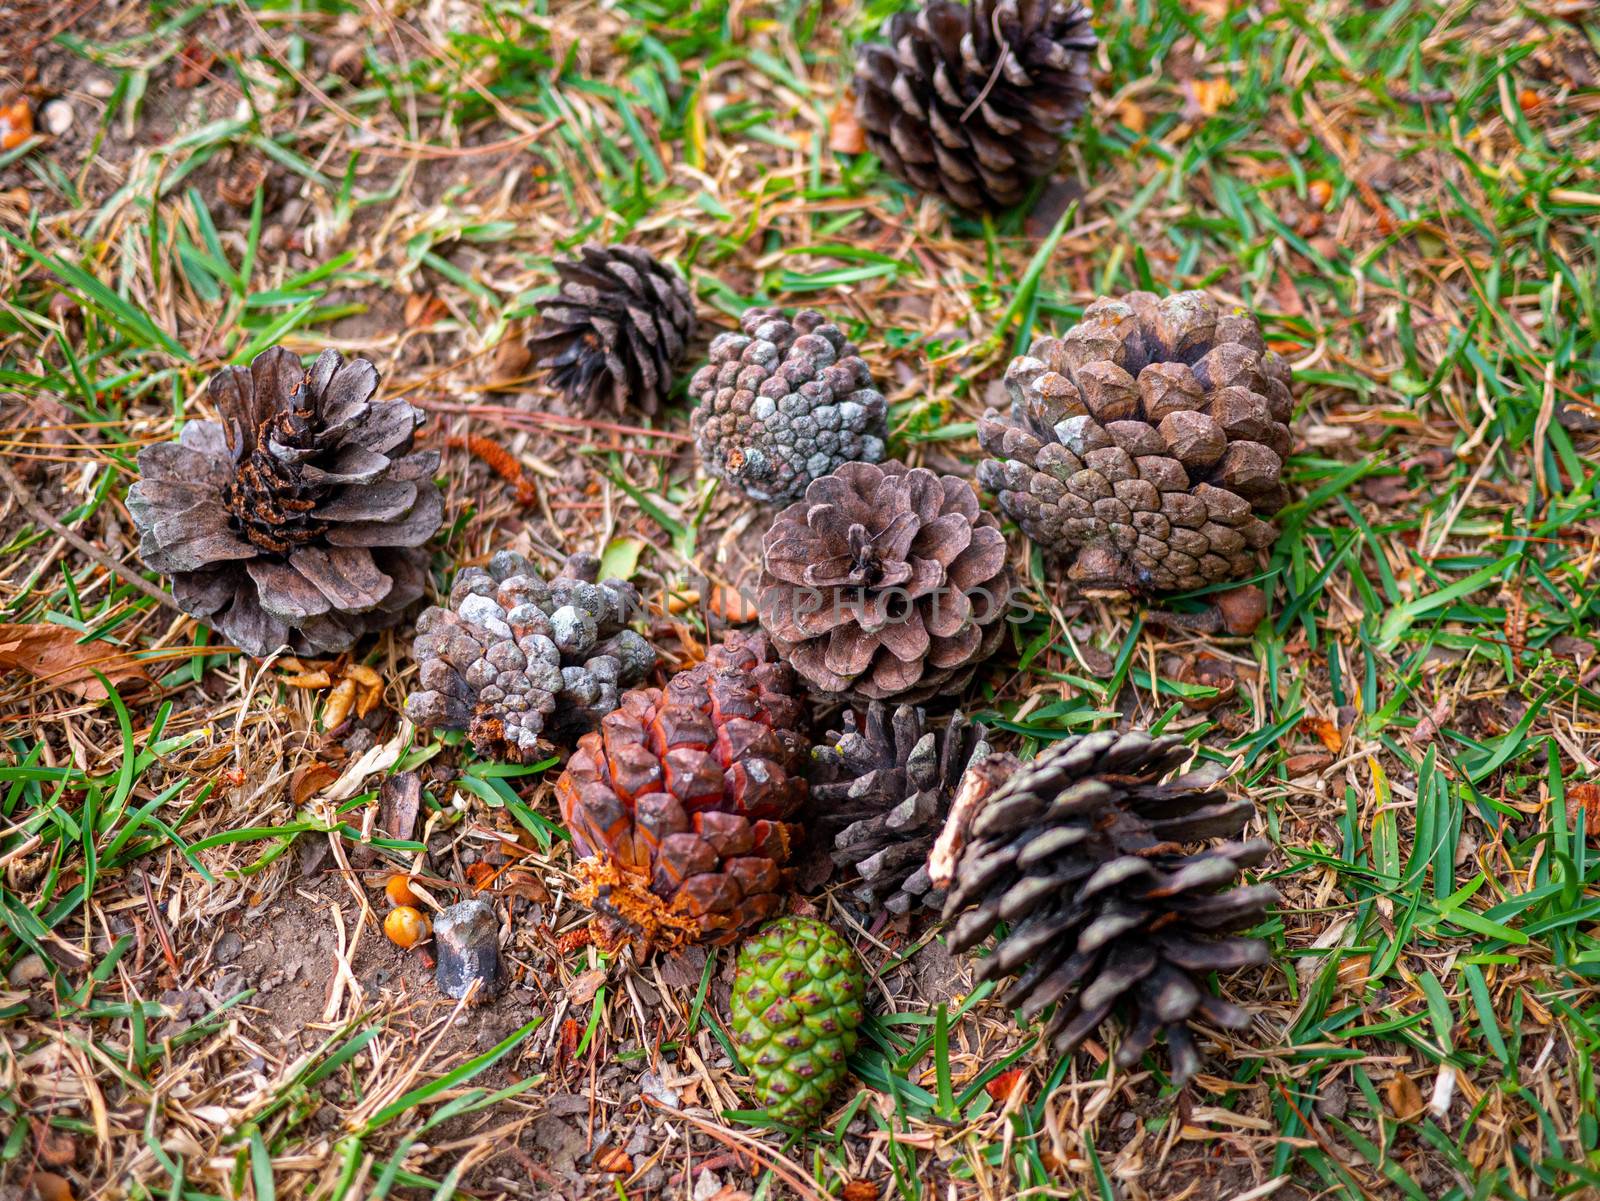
[854,0,1097,212]
[526,244,695,417]
[689,307,888,504]
[977,290,1292,596]
[127,347,442,657]
[404,551,656,763]
[941,729,1277,1083]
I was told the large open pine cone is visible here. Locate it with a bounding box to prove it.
[128,347,442,657]
[811,704,990,914]
[855,0,1097,212]
[404,551,656,761]
[557,631,809,953]
[689,307,887,504]
[526,245,695,416]
[757,460,1014,703]
[938,730,1276,1082]
[977,291,1291,596]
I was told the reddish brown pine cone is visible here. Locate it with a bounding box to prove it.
[757,461,1016,704]
[557,631,810,954]
[977,291,1291,597]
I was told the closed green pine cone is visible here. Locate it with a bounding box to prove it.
[730,917,866,1127]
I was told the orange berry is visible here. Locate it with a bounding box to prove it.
[1518,88,1541,113]
[385,874,418,907]
[384,905,430,949]
[1308,179,1333,208]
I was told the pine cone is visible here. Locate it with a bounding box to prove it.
[731,917,867,1127]
[938,730,1276,1082]
[404,551,655,761]
[127,347,442,657]
[854,0,1097,212]
[557,631,810,953]
[689,307,887,504]
[811,704,990,913]
[757,460,1015,703]
[977,291,1291,596]
[526,245,694,416]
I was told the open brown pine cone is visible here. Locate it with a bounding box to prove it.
[757,460,1016,704]
[127,347,442,657]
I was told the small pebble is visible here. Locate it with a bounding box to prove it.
[434,898,500,1001]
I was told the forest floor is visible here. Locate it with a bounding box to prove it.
[4,0,1600,1198]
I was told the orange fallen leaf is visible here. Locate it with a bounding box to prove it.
[1116,99,1147,134]
[841,1182,879,1201]
[1187,77,1235,118]
[174,41,216,88]
[1386,1072,1424,1121]
[985,1067,1028,1104]
[404,291,449,329]
[1566,782,1600,834]
[1298,715,1343,753]
[828,95,866,155]
[25,1172,74,1201]
[594,1147,632,1174]
[1,98,33,150]
[0,623,151,700]
[465,861,499,891]
[709,582,759,623]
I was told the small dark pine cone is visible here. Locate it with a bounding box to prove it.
[127,347,442,657]
[404,551,656,762]
[526,245,695,417]
[977,291,1292,596]
[939,730,1276,1082]
[689,307,887,504]
[758,460,1015,703]
[854,0,1097,212]
[810,703,990,914]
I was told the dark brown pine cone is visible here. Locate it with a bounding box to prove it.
[937,730,1276,1082]
[810,703,990,914]
[557,630,810,953]
[689,307,887,504]
[757,460,1015,703]
[854,0,1098,212]
[977,291,1291,596]
[404,551,656,762]
[527,245,695,416]
[127,347,442,657]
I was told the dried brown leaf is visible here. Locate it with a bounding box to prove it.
[290,762,342,805]
[567,967,607,1006]
[1386,1072,1424,1121]
[25,1171,75,1201]
[1566,782,1600,835]
[828,95,866,155]
[0,623,151,700]
[174,41,216,88]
